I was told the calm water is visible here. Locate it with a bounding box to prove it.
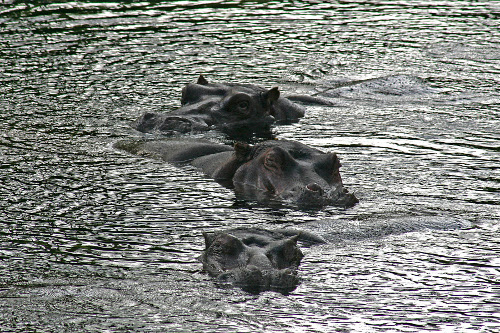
[1,1,499,332]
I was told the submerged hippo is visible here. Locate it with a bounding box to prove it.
[132,75,305,138]
[115,139,358,208]
[200,228,323,294]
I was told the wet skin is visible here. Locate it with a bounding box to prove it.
[115,139,358,208]
[131,75,305,138]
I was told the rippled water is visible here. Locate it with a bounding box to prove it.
[1,1,499,332]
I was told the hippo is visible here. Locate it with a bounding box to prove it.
[199,228,324,294]
[132,75,305,138]
[114,139,358,208]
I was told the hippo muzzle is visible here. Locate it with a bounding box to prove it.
[290,183,359,208]
[218,266,300,295]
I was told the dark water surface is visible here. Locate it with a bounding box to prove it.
[1,1,499,332]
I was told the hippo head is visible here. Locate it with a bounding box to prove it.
[228,140,358,208]
[132,76,305,137]
[180,75,305,134]
[199,229,303,294]
[178,75,278,135]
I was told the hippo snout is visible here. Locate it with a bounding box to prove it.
[326,187,359,207]
[219,266,300,294]
[335,191,359,207]
[290,184,358,208]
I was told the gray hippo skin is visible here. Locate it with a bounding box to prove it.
[115,139,358,208]
[199,228,321,294]
[132,75,305,137]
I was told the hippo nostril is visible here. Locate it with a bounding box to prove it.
[306,183,323,194]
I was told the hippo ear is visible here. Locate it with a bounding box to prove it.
[211,233,246,255]
[325,152,343,183]
[204,232,245,253]
[234,142,252,161]
[266,235,303,269]
[282,235,303,265]
[262,87,280,104]
[284,234,300,246]
[202,232,217,248]
[197,75,209,85]
[330,153,342,169]
[317,153,342,172]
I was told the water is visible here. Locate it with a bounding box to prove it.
[1,1,499,332]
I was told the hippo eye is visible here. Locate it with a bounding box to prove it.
[264,154,281,171]
[225,93,252,115]
[237,101,249,111]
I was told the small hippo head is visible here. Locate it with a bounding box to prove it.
[132,76,305,137]
[228,140,358,208]
[199,229,303,294]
